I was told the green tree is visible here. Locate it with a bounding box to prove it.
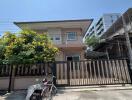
[0,30,59,64]
[85,35,99,47]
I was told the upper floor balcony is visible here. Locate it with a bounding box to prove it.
[50,35,85,48]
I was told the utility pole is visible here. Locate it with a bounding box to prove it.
[122,15,132,69]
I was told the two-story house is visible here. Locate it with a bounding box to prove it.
[14,19,92,61]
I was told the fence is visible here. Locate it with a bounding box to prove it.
[0,62,55,91]
[0,59,131,91]
[0,63,54,77]
[55,59,131,86]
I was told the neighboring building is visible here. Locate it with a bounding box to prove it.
[14,19,93,61]
[86,13,121,38]
[88,8,132,59]
[87,25,96,37]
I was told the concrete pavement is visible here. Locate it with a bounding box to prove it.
[54,90,132,100]
[1,85,132,100]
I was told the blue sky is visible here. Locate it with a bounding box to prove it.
[0,0,132,36]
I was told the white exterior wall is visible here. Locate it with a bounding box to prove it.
[87,13,121,38]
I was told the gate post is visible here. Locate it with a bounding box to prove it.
[8,65,16,92]
[8,65,13,92]
[67,61,70,86]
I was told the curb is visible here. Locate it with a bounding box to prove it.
[58,84,132,92]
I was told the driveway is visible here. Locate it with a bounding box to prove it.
[0,89,132,100]
[54,90,132,100]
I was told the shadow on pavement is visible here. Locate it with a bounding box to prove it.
[1,90,26,100]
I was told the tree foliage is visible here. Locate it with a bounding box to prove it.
[85,35,99,47]
[0,30,59,64]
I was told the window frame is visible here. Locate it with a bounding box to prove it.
[55,37,60,41]
[66,55,80,61]
[67,32,77,41]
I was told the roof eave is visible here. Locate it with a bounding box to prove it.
[14,19,93,36]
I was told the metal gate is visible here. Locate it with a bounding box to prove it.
[55,59,131,86]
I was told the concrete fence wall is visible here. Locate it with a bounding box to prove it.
[0,62,54,91]
[0,76,46,90]
[0,77,9,90]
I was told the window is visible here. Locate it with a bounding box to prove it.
[111,19,114,23]
[97,29,104,35]
[66,55,80,70]
[55,37,60,40]
[50,37,53,40]
[66,55,80,61]
[50,35,61,41]
[67,32,77,40]
[96,18,103,26]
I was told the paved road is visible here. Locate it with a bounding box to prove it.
[54,90,132,100]
[0,89,132,100]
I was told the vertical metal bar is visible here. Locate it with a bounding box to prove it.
[104,60,109,84]
[0,65,1,76]
[29,64,32,75]
[69,61,72,85]
[43,63,46,75]
[120,60,127,83]
[116,60,122,83]
[87,61,90,85]
[108,60,114,84]
[23,65,26,76]
[119,60,126,83]
[73,61,76,85]
[93,60,97,84]
[64,62,67,85]
[62,62,64,84]
[5,65,8,76]
[21,65,23,76]
[60,63,63,84]
[37,64,40,75]
[123,59,131,83]
[0,65,2,76]
[89,61,93,85]
[83,61,87,85]
[100,60,105,84]
[18,65,21,76]
[58,63,61,84]
[1,65,4,76]
[96,60,101,85]
[112,60,118,84]
[40,63,43,75]
[25,65,28,75]
[123,60,131,83]
[81,61,84,85]
[56,63,59,85]
[77,61,80,85]
[119,60,125,84]
[114,60,121,83]
[85,61,89,85]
